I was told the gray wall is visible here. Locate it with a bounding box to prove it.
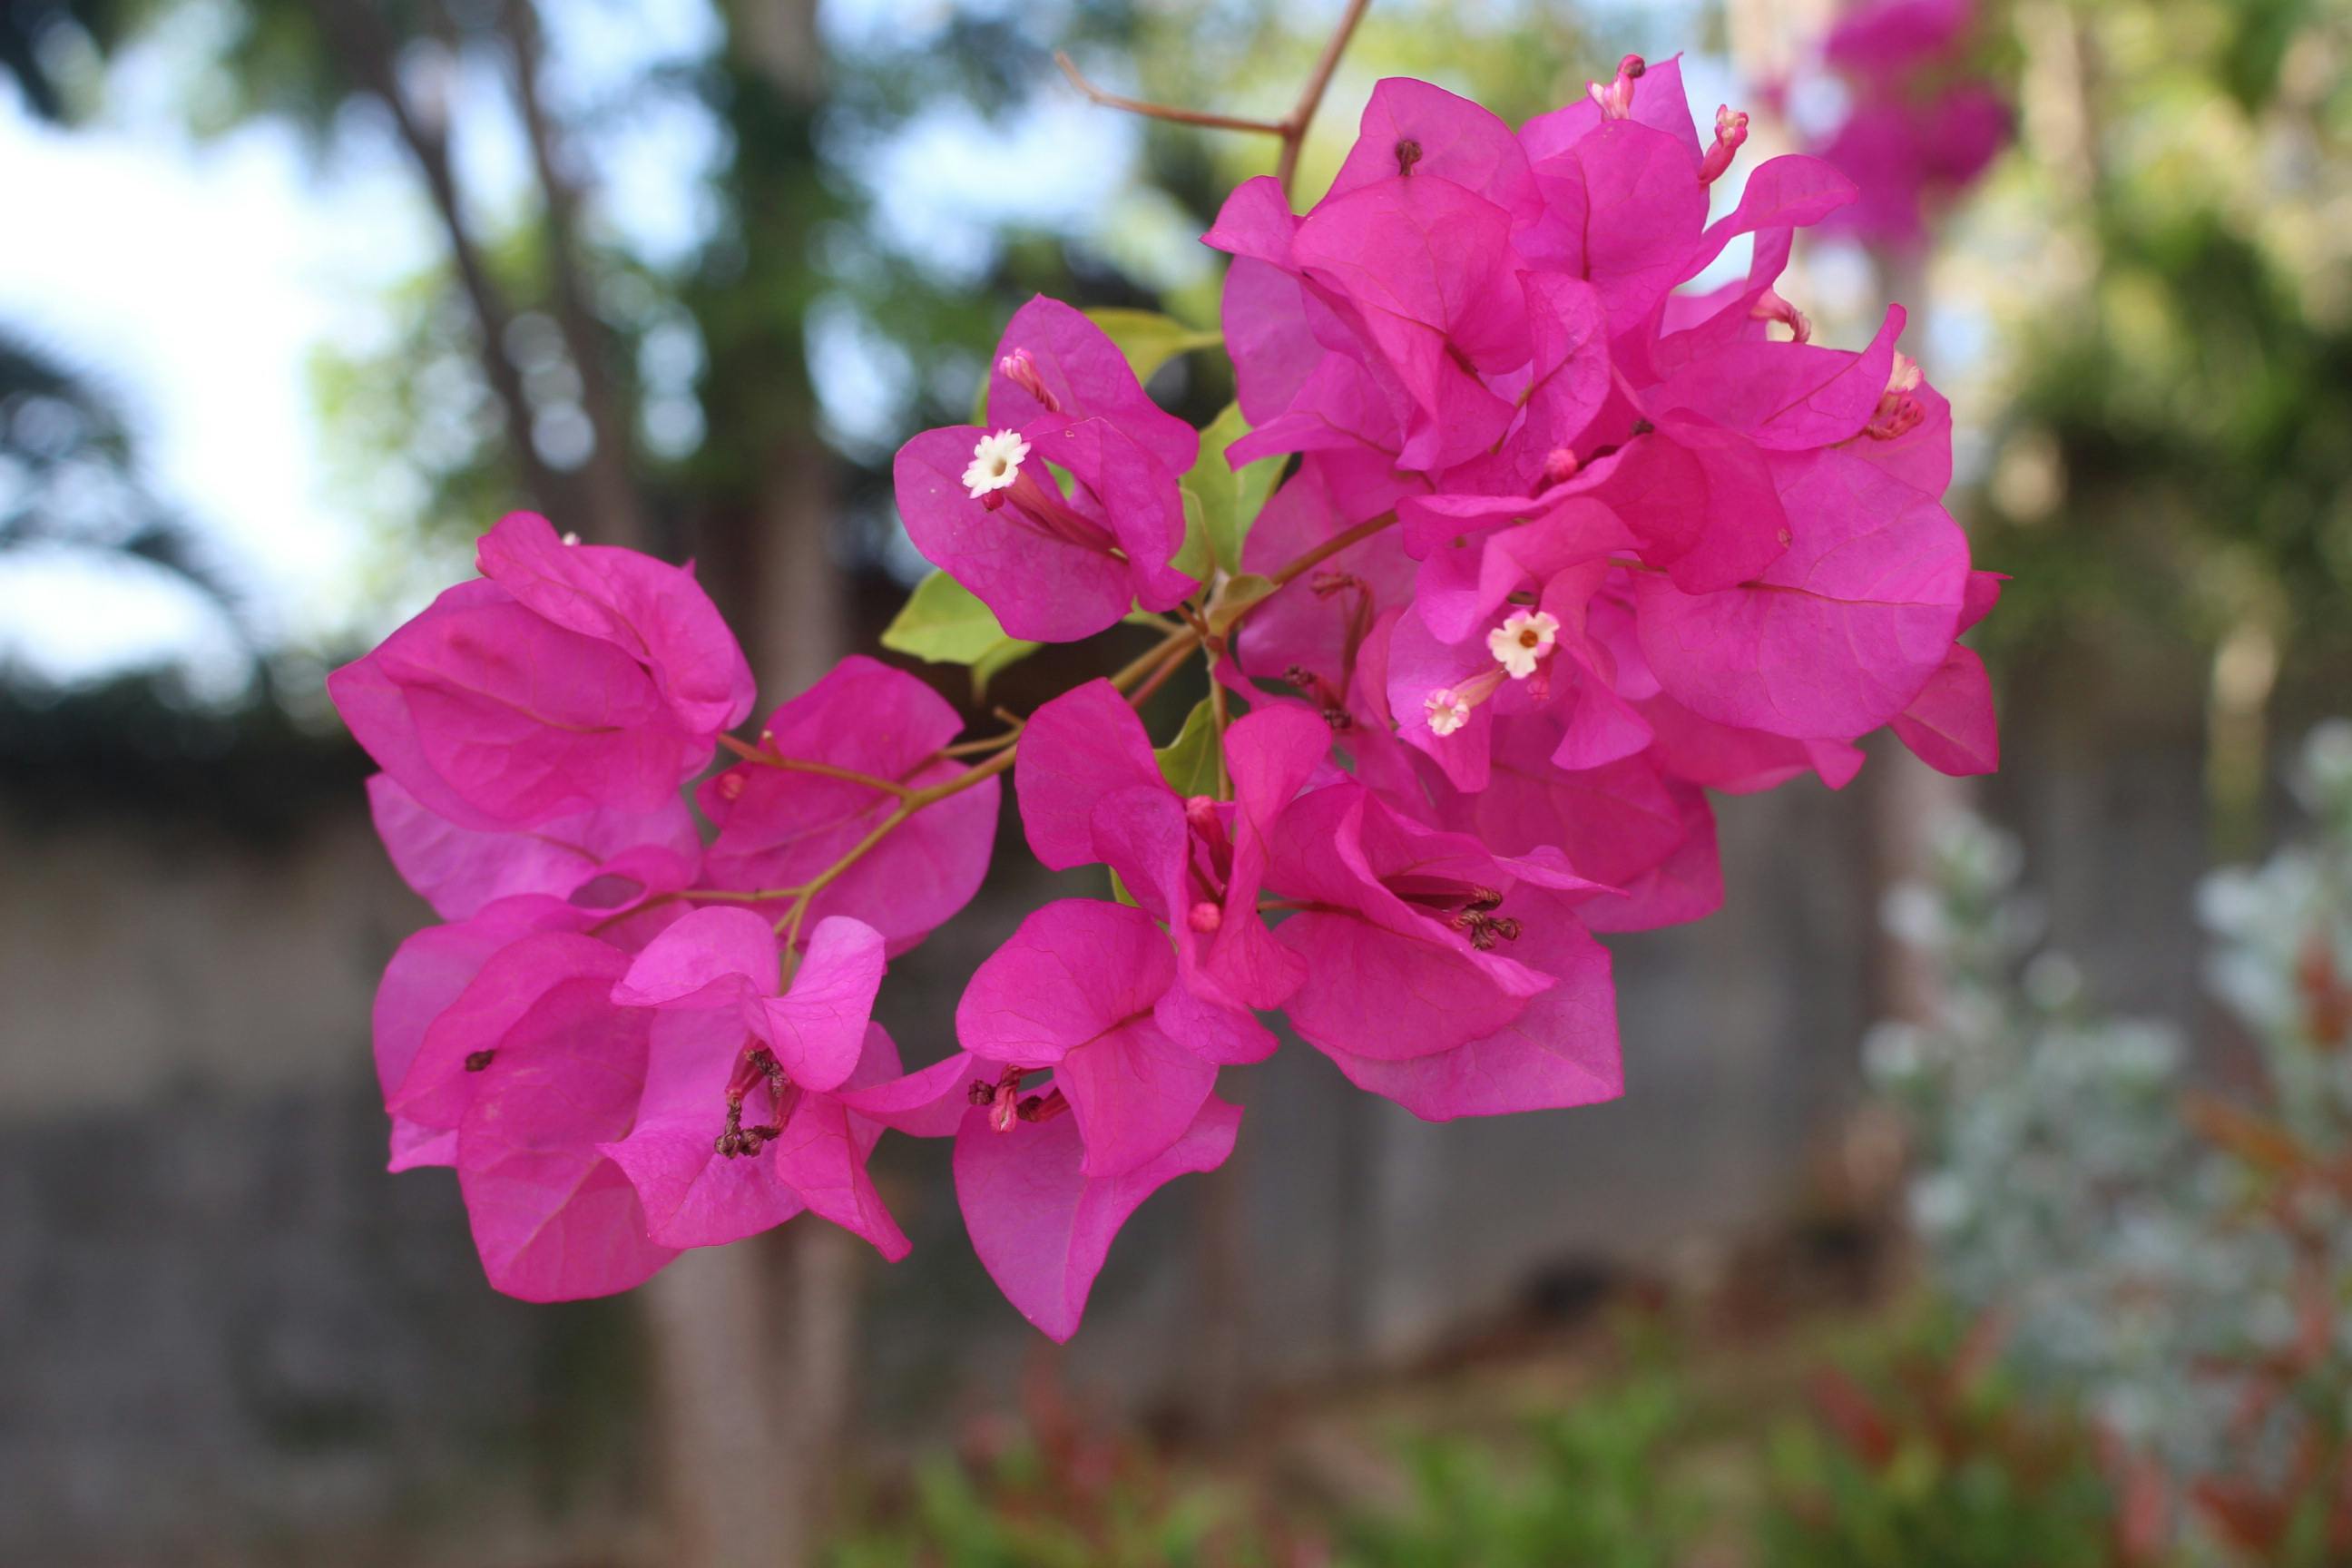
[0,700,2214,1563]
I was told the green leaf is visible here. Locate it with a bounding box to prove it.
[1154,698,1222,798]
[881,571,1027,663]
[1171,484,1212,584]
[880,571,1040,699]
[1083,307,1223,384]
[1183,402,1281,575]
[1107,867,1140,908]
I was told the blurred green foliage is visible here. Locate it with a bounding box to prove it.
[1970,0,2352,693]
[1758,1325,2124,1568]
[824,1316,2165,1568]
[1338,1374,1702,1568]
[828,1427,1264,1568]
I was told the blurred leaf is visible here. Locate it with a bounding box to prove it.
[1083,307,1222,384]
[882,570,1032,663]
[880,570,1040,700]
[1154,698,1220,797]
[1171,484,1212,583]
[1182,402,1279,575]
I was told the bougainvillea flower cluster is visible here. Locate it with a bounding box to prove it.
[1804,0,2011,247]
[332,56,1999,1340]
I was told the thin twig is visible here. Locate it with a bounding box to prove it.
[1054,51,1287,135]
[1054,0,1377,200]
[1126,637,1202,709]
[1209,670,1232,800]
[716,733,913,798]
[749,524,1364,944]
[1276,0,1376,195]
[1268,510,1398,588]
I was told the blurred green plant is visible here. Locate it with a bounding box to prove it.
[1964,0,2352,838]
[1759,1315,2134,1568]
[828,1422,1269,1568]
[1868,723,2352,1562]
[1337,1372,1701,1568]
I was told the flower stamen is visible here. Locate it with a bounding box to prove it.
[963,428,1030,500]
[1487,609,1561,681]
[1867,352,1926,440]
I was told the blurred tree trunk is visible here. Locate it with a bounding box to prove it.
[315,0,580,526]
[646,4,851,1564]
[1190,1132,1250,1434]
[501,0,655,551]
[643,1250,796,1568]
[1867,247,1970,1024]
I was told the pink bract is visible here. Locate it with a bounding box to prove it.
[893,301,1200,642]
[956,897,1219,1180]
[954,1093,1242,1343]
[335,46,2004,1342]
[328,513,752,831]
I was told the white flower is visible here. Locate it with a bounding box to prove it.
[962,429,1030,500]
[1424,687,1472,737]
[1485,609,1561,680]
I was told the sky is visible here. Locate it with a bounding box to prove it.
[0,0,1968,698]
[0,0,726,691]
[0,0,1133,692]
[0,34,421,686]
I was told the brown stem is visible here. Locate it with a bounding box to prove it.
[1125,637,1201,709]
[764,514,1367,945]
[1209,669,1232,800]
[1276,0,1375,196]
[715,733,913,798]
[1269,510,1397,588]
[1054,0,1377,200]
[1054,51,1287,135]
[501,0,656,549]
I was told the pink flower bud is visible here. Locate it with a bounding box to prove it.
[1587,54,1646,121]
[1699,105,1749,183]
[1749,289,1813,343]
[995,348,1062,414]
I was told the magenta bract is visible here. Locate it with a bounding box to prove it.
[338,45,2002,1340]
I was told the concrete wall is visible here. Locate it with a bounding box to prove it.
[0,701,2217,1563]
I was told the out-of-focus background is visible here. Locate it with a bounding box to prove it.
[5,0,2351,1563]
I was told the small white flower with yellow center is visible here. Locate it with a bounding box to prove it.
[962,429,1030,501]
[1485,609,1561,681]
[1425,687,1473,737]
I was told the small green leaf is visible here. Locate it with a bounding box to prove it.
[881,571,1029,663]
[1107,867,1140,907]
[1083,307,1223,384]
[1183,402,1281,574]
[1171,485,1213,584]
[881,571,1041,700]
[1154,698,1223,798]
[1208,573,1279,636]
